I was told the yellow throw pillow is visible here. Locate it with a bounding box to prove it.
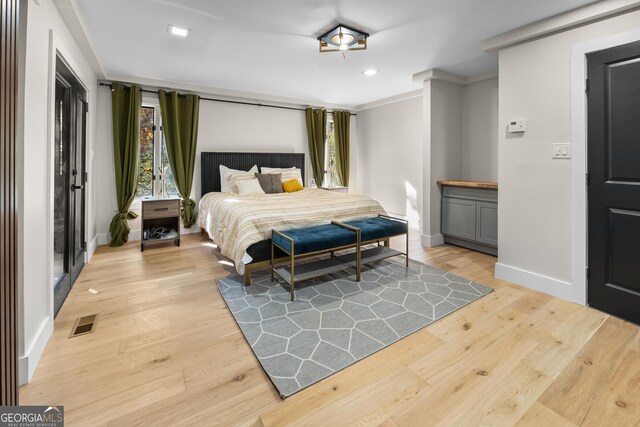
[282,178,303,193]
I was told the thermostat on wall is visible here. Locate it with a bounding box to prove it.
[508,119,527,133]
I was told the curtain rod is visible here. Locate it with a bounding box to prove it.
[98,82,356,116]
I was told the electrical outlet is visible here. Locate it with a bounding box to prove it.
[553,143,571,159]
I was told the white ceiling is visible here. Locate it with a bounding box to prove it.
[76,0,597,107]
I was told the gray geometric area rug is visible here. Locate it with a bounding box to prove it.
[217,258,493,398]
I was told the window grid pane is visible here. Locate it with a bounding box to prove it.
[160,135,179,197]
[136,106,155,198]
[327,121,339,186]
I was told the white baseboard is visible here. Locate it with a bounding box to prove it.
[19,316,53,385]
[87,235,98,262]
[495,262,586,306]
[421,233,444,247]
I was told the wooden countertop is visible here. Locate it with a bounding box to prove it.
[437,180,498,190]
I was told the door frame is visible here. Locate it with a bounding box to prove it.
[18,30,93,384]
[49,48,89,302]
[570,28,640,306]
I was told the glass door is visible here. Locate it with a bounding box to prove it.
[70,94,87,283]
[53,55,87,316]
[53,77,70,301]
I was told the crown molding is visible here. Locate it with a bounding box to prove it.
[52,0,106,78]
[354,89,422,112]
[464,71,498,85]
[412,69,466,85]
[103,73,355,112]
[411,68,498,86]
[482,0,640,52]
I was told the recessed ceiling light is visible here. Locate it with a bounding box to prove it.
[363,69,378,76]
[168,25,189,37]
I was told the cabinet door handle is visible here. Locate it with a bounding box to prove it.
[154,207,169,211]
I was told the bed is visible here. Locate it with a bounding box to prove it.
[198,152,386,284]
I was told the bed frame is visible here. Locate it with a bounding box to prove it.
[200,152,307,285]
[200,151,305,195]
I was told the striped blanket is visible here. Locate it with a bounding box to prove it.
[198,189,386,274]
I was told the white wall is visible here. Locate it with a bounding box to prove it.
[354,78,498,235]
[95,89,358,244]
[495,9,640,301]
[19,0,98,383]
[462,78,499,182]
[423,79,464,244]
[355,96,423,228]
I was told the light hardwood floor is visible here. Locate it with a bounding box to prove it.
[20,233,640,426]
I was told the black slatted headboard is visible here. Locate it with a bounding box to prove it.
[201,152,306,196]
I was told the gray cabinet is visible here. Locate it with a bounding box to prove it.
[441,185,497,255]
[442,198,476,241]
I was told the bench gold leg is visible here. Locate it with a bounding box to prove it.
[290,251,295,301]
[406,232,409,267]
[244,272,251,286]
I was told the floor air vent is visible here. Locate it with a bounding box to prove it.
[69,314,98,338]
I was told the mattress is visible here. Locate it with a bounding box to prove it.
[197,188,386,274]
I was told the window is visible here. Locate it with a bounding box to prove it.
[324,119,339,187]
[136,106,155,198]
[136,104,179,199]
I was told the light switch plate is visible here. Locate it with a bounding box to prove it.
[553,143,571,159]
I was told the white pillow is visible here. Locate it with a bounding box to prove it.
[261,167,303,186]
[235,178,265,195]
[226,171,259,193]
[220,164,258,193]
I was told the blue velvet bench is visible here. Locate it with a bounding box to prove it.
[271,215,409,300]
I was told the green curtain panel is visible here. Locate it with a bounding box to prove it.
[109,83,142,246]
[305,108,327,186]
[333,110,351,187]
[158,90,200,228]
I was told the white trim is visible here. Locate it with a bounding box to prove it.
[355,89,422,112]
[464,71,499,85]
[87,235,98,262]
[495,263,576,302]
[421,233,444,248]
[104,74,355,112]
[412,68,466,85]
[483,0,640,52]
[569,28,640,308]
[19,317,53,385]
[19,29,95,384]
[51,0,106,77]
[411,69,498,86]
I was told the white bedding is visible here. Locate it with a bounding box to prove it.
[197,188,386,274]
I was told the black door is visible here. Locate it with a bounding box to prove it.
[53,55,87,316]
[587,40,640,324]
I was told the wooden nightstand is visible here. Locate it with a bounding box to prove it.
[141,198,181,251]
[319,186,348,193]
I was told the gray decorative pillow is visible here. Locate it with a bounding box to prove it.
[254,173,283,194]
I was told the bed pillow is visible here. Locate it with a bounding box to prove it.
[261,167,303,186]
[226,171,260,193]
[235,178,266,196]
[220,164,258,192]
[254,172,283,194]
[282,178,304,193]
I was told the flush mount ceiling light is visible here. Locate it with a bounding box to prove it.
[363,69,378,76]
[168,25,189,37]
[318,24,368,57]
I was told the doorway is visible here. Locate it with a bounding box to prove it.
[587,40,640,324]
[53,55,87,316]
